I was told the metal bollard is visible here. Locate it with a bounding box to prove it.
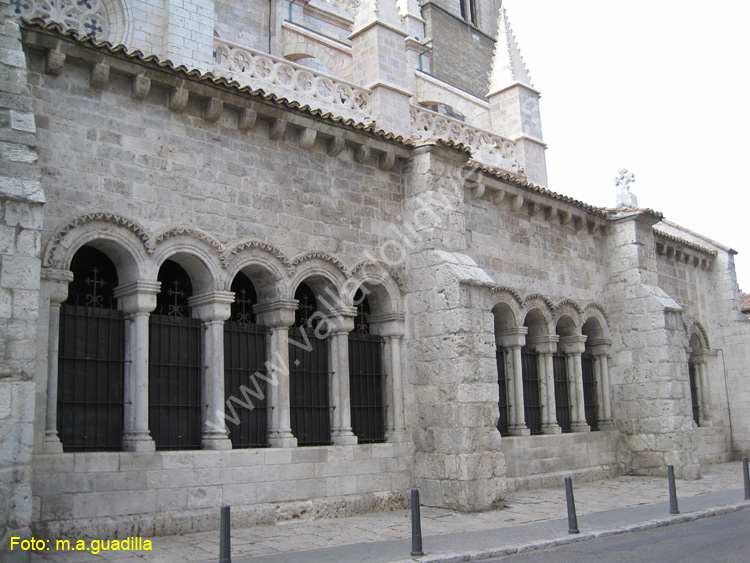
[565,477,579,534]
[220,504,231,563]
[743,457,750,501]
[410,488,424,556]
[668,465,679,515]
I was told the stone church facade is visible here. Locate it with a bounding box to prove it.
[1,0,749,552]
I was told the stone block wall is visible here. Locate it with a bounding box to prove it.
[31,443,413,538]
[501,431,622,492]
[0,4,45,559]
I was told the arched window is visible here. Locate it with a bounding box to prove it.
[149,260,202,450]
[289,282,331,446]
[58,245,124,451]
[223,272,269,448]
[348,289,385,444]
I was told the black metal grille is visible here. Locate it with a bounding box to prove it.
[496,346,510,436]
[224,321,269,448]
[223,273,268,448]
[581,353,599,430]
[553,353,572,433]
[149,260,202,451]
[521,349,542,435]
[58,245,124,452]
[349,332,385,443]
[58,305,124,451]
[688,362,700,426]
[289,326,331,446]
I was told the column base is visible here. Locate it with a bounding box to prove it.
[202,435,233,450]
[43,432,64,454]
[571,422,592,432]
[598,420,616,431]
[122,431,156,452]
[268,431,297,448]
[332,431,358,446]
[541,424,562,435]
[509,425,531,436]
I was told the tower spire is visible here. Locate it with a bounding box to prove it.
[489,3,533,95]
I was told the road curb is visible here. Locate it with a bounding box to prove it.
[397,502,750,563]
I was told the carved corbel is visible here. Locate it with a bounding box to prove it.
[168,87,189,113]
[491,189,505,205]
[269,118,287,140]
[587,220,599,234]
[573,216,585,231]
[327,136,345,157]
[379,150,396,171]
[472,182,485,199]
[90,63,110,89]
[238,107,257,131]
[527,201,538,216]
[559,210,571,226]
[510,194,524,211]
[354,144,370,163]
[204,98,223,123]
[46,49,65,76]
[299,127,317,149]
[131,74,151,100]
[544,206,558,222]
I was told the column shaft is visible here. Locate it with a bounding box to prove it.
[510,346,529,435]
[43,302,63,453]
[571,353,590,431]
[267,326,297,447]
[542,353,560,434]
[331,332,357,444]
[122,312,155,451]
[202,320,231,449]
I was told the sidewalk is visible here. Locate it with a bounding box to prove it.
[30,461,750,563]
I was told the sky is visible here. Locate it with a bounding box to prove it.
[502,1,750,290]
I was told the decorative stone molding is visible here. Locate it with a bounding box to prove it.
[44,212,151,267]
[523,293,555,312]
[492,285,524,307]
[555,298,584,315]
[290,251,350,278]
[221,240,292,272]
[152,227,224,255]
[583,302,610,322]
[685,320,711,350]
[350,259,405,290]
[410,105,520,175]
[214,38,372,122]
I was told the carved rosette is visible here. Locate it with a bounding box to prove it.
[13,0,111,40]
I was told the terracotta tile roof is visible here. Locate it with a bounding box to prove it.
[740,293,750,314]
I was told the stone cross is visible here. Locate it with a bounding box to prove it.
[615,168,639,208]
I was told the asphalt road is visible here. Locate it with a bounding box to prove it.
[487,509,750,563]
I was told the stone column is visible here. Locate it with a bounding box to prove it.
[590,340,614,430]
[373,313,407,442]
[497,328,529,435]
[561,336,590,432]
[188,291,235,450]
[255,299,298,448]
[329,308,358,445]
[41,269,73,453]
[530,336,560,434]
[115,281,160,452]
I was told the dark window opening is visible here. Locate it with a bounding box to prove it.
[349,289,385,444]
[149,260,202,450]
[58,246,124,452]
[688,361,701,426]
[582,353,599,430]
[496,346,510,436]
[553,352,572,433]
[224,272,269,448]
[521,348,542,435]
[290,282,331,446]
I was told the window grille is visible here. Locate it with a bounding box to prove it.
[223,273,269,448]
[349,290,385,443]
[496,346,510,436]
[553,352,572,433]
[289,282,331,446]
[688,362,700,426]
[581,353,599,430]
[521,348,542,435]
[58,246,123,452]
[149,260,202,450]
